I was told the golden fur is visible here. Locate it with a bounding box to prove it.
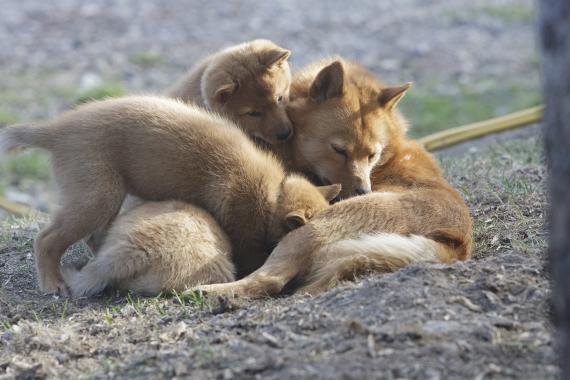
[0,96,341,295]
[192,68,473,298]
[168,39,293,145]
[62,201,235,297]
[273,57,412,199]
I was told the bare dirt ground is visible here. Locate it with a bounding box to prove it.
[0,0,554,379]
[0,133,554,379]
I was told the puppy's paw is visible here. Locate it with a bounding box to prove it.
[188,284,235,297]
[39,276,70,297]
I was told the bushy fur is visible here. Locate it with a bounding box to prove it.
[194,70,473,298]
[62,201,235,297]
[0,96,340,294]
[168,39,293,145]
[273,57,412,199]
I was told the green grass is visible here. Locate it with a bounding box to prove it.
[0,109,18,125]
[479,4,535,24]
[0,150,51,196]
[1,150,51,180]
[445,5,535,24]
[131,51,164,67]
[401,84,542,138]
[75,82,127,104]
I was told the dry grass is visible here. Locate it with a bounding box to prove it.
[0,132,553,379]
[440,134,547,259]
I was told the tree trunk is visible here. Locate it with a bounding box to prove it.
[539,1,570,378]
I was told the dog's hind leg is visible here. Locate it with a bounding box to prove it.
[35,173,126,295]
[192,226,320,298]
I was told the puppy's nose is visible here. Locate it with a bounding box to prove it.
[276,128,293,141]
[354,187,371,196]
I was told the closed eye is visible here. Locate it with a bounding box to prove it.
[331,145,347,157]
[246,110,263,117]
[368,152,379,161]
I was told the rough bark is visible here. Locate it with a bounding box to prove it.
[539,1,570,378]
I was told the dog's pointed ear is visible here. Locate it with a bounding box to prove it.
[261,48,291,68]
[318,184,342,202]
[285,211,307,231]
[309,61,345,103]
[214,81,239,103]
[378,82,412,110]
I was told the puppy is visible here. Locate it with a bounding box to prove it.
[0,96,341,294]
[62,201,234,297]
[168,39,293,145]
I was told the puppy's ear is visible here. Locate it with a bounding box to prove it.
[317,184,342,203]
[309,61,344,103]
[261,48,291,68]
[214,81,239,103]
[285,211,307,231]
[378,82,412,110]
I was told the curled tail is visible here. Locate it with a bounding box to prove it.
[298,233,456,294]
[62,241,152,298]
[0,123,54,156]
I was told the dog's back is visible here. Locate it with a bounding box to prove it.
[8,96,284,202]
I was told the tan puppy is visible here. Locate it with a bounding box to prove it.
[168,39,293,145]
[0,96,341,295]
[62,201,234,297]
[274,57,412,199]
[193,94,472,298]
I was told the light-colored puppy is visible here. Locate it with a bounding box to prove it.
[86,39,294,252]
[0,96,341,295]
[168,39,293,145]
[63,201,234,297]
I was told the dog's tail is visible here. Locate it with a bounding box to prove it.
[62,241,153,298]
[0,123,54,157]
[298,233,456,294]
[61,262,111,298]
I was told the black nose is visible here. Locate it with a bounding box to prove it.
[276,128,293,141]
[355,187,370,196]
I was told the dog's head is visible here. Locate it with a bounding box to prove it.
[269,175,341,241]
[203,39,293,145]
[288,59,411,199]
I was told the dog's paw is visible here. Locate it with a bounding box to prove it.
[39,278,70,297]
[190,284,231,297]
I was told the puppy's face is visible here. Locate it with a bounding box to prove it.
[288,60,411,199]
[269,175,341,243]
[207,42,294,145]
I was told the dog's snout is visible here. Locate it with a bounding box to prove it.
[276,127,293,141]
[354,187,371,196]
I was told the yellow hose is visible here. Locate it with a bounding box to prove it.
[418,105,543,151]
[0,196,35,217]
[0,105,544,217]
